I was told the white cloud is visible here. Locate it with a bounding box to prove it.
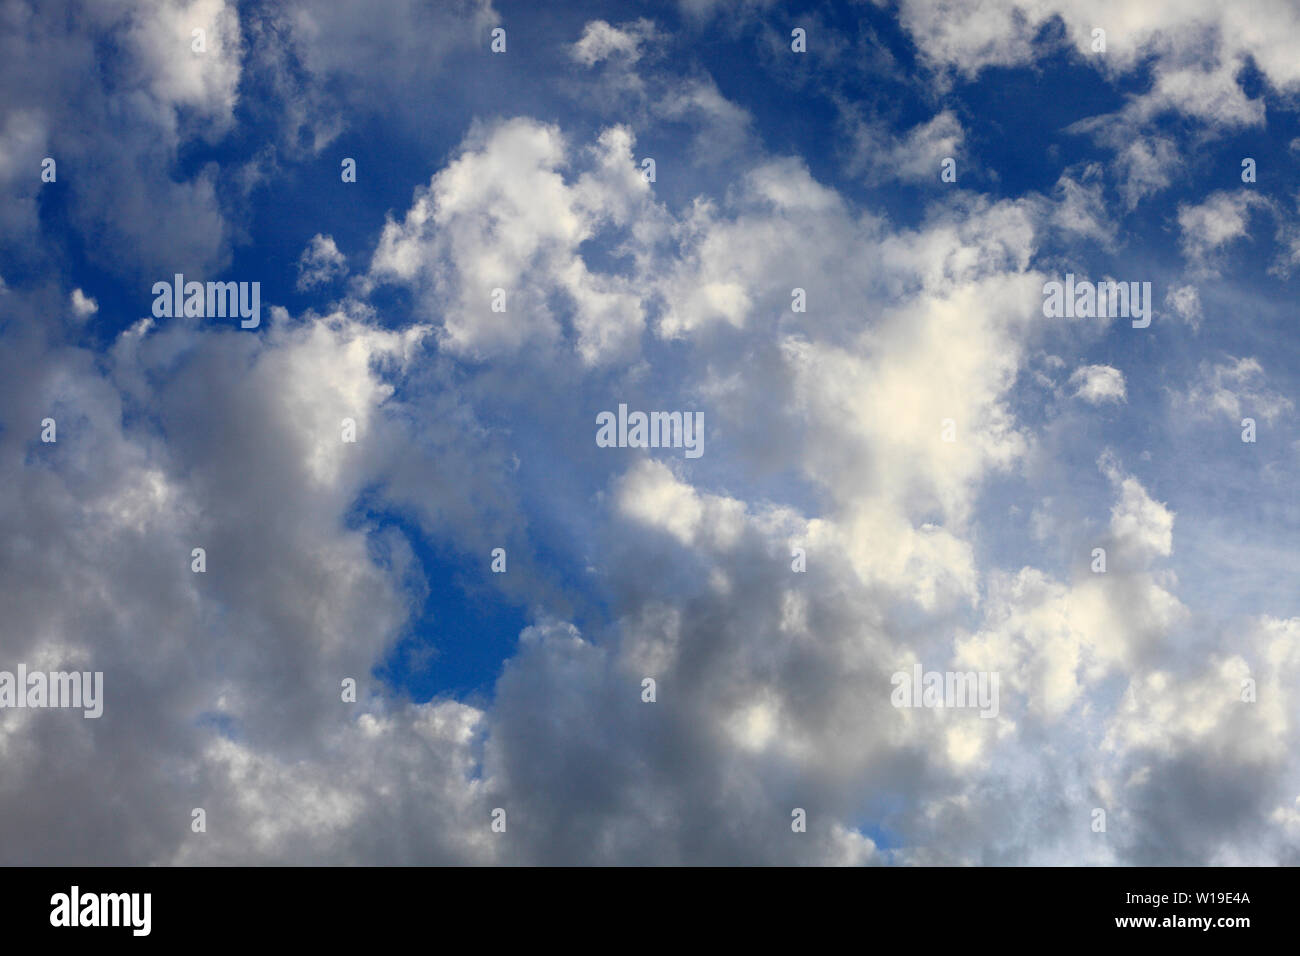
[847,109,965,185]
[896,0,1300,98]
[124,0,243,134]
[1177,191,1268,274]
[1178,356,1295,424]
[571,18,657,66]
[1165,284,1202,330]
[6,29,1300,864]
[286,0,498,99]
[894,2,1300,209]
[1070,364,1126,404]
[0,1,252,277]
[1100,451,1175,562]
[296,234,348,291]
[69,288,98,319]
[1050,166,1117,246]
[368,119,655,364]
[654,76,755,166]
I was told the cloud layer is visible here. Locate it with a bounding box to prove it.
[1,1,1298,866]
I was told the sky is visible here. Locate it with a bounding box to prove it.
[2,0,1300,865]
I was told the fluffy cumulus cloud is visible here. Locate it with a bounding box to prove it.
[0,0,247,277]
[1070,364,1126,404]
[2,0,1299,867]
[367,119,656,364]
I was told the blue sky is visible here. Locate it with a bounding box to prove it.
[3,0,1300,865]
